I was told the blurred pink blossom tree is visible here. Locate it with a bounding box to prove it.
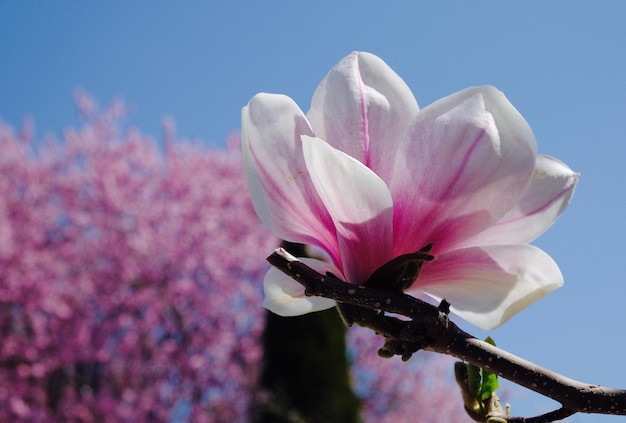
[349,327,470,423]
[0,94,468,422]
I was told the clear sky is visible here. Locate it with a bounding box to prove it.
[2,2,626,421]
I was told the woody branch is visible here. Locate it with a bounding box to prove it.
[267,247,626,422]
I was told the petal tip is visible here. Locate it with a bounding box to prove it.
[262,261,338,317]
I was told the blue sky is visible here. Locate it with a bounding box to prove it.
[2,2,626,421]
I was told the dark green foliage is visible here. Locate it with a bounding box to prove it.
[253,243,361,423]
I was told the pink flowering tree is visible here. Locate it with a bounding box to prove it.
[0,97,276,421]
[0,94,470,422]
[243,51,626,421]
[348,326,471,423]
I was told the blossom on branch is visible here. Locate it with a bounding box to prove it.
[242,51,578,330]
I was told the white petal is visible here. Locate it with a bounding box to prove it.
[302,136,394,283]
[415,245,563,330]
[242,94,341,264]
[307,51,419,184]
[391,86,537,256]
[263,258,339,316]
[458,155,579,247]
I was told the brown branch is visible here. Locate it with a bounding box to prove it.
[506,407,576,423]
[267,248,626,421]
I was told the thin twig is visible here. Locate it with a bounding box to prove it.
[506,407,576,422]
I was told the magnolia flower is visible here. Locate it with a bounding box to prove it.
[242,52,578,330]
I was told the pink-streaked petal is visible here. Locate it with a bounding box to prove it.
[302,136,394,284]
[458,155,579,247]
[242,94,340,264]
[391,86,537,257]
[307,51,419,184]
[263,258,339,316]
[415,245,563,330]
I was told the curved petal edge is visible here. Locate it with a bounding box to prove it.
[416,245,563,330]
[458,155,579,247]
[263,258,339,316]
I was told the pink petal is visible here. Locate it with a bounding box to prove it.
[263,257,339,316]
[458,155,579,247]
[302,136,394,284]
[415,245,563,330]
[390,86,537,256]
[242,94,340,264]
[307,51,419,184]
